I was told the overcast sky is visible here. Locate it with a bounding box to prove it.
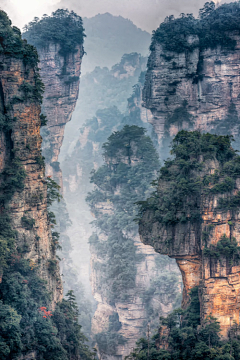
[0,0,232,32]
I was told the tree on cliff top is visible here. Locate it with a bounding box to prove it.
[23,9,85,57]
[0,10,38,67]
[150,1,240,53]
[138,130,239,226]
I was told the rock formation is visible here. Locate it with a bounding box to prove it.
[0,25,62,305]
[23,10,85,186]
[140,3,240,337]
[139,130,240,337]
[39,43,83,186]
[87,125,181,359]
[0,11,93,360]
[142,15,240,155]
[61,54,151,303]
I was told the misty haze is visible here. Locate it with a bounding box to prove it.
[1,1,240,360]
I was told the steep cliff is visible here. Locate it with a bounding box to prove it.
[0,10,61,305]
[0,11,93,360]
[22,9,94,338]
[142,2,240,157]
[23,9,85,186]
[139,130,240,337]
[87,126,181,359]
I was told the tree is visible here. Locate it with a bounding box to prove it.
[199,2,216,19]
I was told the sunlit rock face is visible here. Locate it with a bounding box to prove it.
[140,6,240,336]
[139,153,240,338]
[142,33,240,149]
[0,51,62,306]
[38,43,84,186]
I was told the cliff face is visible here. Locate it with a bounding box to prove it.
[139,131,240,337]
[140,6,240,337]
[0,12,94,360]
[90,232,180,359]
[0,53,62,305]
[87,125,181,359]
[39,43,84,185]
[142,33,240,151]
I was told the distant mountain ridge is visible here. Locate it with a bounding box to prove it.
[81,13,151,74]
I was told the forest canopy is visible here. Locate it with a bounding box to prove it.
[151,1,240,53]
[23,9,85,57]
[0,10,38,67]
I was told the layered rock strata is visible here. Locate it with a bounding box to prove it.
[139,142,240,337]
[90,233,180,359]
[142,33,240,148]
[38,43,84,186]
[0,50,62,305]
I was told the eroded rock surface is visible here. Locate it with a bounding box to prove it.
[139,133,240,337]
[143,33,240,149]
[0,53,62,305]
[38,43,84,186]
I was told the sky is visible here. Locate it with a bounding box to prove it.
[0,0,229,33]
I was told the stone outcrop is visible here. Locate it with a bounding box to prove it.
[142,32,240,149]
[38,43,84,186]
[139,148,240,337]
[86,123,181,359]
[90,233,180,359]
[0,49,62,305]
[140,7,240,337]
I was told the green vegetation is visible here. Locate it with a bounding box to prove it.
[165,100,194,130]
[21,215,35,229]
[87,125,160,301]
[51,197,93,338]
[150,1,240,54]
[0,11,44,106]
[0,9,94,360]
[0,10,39,67]
[94,313,126,356]
[0,257,94,360]
[60,52,148,161]
[138,131,239,226]
[141,270,181,326]
[23,9,85,59]
[204,234,240,265]
[86,125,180,352]
[0,143,93,360]
[127,287,240,360]
[0,151,93,360]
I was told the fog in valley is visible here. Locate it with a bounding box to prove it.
[1,0,240,357]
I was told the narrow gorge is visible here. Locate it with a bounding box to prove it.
[4,1,240,359]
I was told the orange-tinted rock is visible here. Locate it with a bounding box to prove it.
[139,156,240,337]
[0,54,62,307]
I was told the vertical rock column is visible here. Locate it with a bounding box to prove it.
[38,43,84,186]
[0,53,62,306]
